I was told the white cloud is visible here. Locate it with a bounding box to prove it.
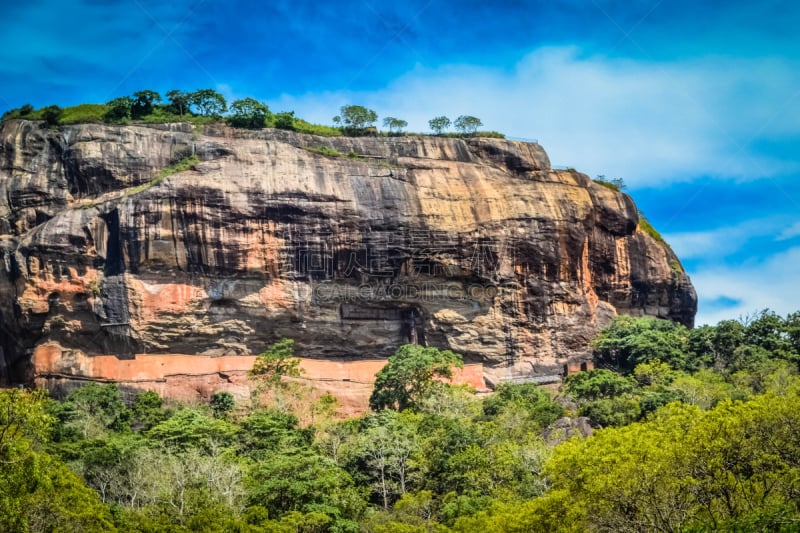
[265,47,800,326]
[777,220,800,241]
[666,218,800,324]
[270,47,800,186]
[665,218,793,260]
[691,247,800,325]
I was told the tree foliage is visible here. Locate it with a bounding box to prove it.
[0,389,115,532]
[428,116,451,135]
[369,345,464,411]
[592,315,692,372]
[130,390,168,431]
[1,103,35,121]
[50,383,131,440]
[453,115,482,135]
[6,308,800,532]
[165,89,191,116]
[564,369,637,401]
[105,97,134,122]
[210,391,236,418]
[383,116,408,135]
[274,110,296,130]
[228,97,271,129]
[482,382,564,429]
[41,104,63,127]
[333,105,378,134]
[249,338,302,388]
[189,88,227,117]
[542,388,800,531]
[131,90,161,119]
[147,408,238,451]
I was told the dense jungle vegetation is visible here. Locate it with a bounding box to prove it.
[2,309,800,532]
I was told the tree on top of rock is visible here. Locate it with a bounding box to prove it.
[382,117,408,135]
[228,98,271,129]
[166,89,191,117]
[131,90,161,119]
[428,116,451,135]
[454,115,483,135]
[333,105,378,134]
[189,89,227,117]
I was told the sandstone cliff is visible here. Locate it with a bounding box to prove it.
[0,119,696,390]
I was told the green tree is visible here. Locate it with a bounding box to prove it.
[239,409,309,457]
[383,117,408,135]
[563,369,637,401]
[354,411,422,508]
[632,359,676,387]
[0,388,52,461]
[131,90,161,118]
[579,396,642,427]
[248,339,308,413]
[101,444,246,526]
[131,390,169,431]
[146,408,238,450]
[210,391,236,418]
[668,368,740,410]
[166,89,191,117]
[592,315,692,372]
[418,384,480,420]
[249,338,303,389]
[41,104,63,126]
[105,96,134,122]
[710,319,747,369]
[52,383,132,440]
[228,97,271,129]
[369,345,464,411]
[1,103,35,122]
[248,448,364,523]
[787,311,800,355]
[333,105,378,134]
[189,88,227,117]
[0,389,116,532]
[563,369,643,427]
[19,456,117,532]
[533,384,800,532]
[428,116,451,135]
[482,382,564,429]
[745,309,798,363]
[453,115,482,135]
[274,110,296,130]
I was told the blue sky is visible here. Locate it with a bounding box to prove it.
[1,0,798,325]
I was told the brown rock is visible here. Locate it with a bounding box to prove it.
[0,120,696,392]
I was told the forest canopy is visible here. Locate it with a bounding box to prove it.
[1,310,799,531]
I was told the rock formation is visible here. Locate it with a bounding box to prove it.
[0,119,696,394]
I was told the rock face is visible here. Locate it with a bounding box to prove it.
[0,119,696,389]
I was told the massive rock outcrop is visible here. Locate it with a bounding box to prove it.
[0,119,696,392]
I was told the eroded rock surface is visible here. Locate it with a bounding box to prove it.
[0,119,696,388]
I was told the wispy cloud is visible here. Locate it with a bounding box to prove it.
[665,217,798,260]
[777,221,800,241]
[272,47,800,187]
[691,247,800,325]
[2,0,799,328]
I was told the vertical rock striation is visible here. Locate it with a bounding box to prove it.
[0,120,696,387]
